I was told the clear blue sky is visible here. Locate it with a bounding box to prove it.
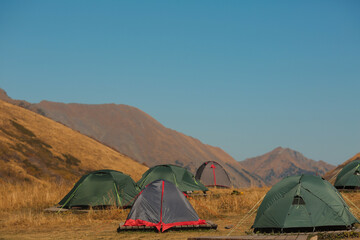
[1,0,359,165]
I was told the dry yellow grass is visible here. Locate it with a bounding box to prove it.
[189,188,269,219]
[0,182,128,233]
[0,182,61,211]
[1,183,360,239]
[0,100,148,182]
[0,182,269,238]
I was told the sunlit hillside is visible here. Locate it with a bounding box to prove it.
[0,100,147,183]
[324,152,360,184]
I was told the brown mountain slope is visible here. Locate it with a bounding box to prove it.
[323,152,360,184]
[240,147,335,185]
[0,88,46,115]
[0,100,147,183]
[29,100,262,187]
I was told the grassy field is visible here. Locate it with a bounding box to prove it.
[0,182,360,239]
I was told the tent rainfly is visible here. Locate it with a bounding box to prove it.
[252,174,358,233]
[195,161,231,188]
[58,169,139,209]
[136,164,208,192]
[123,179,206,232]
[334,159,360,189]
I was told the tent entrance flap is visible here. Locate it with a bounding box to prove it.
[195,161,231,188]
[292,196,305,205]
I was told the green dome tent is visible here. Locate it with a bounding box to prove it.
[58,169,139,209]
[334,159,360,189]
[252,174,358,233]
[137,164,208,192]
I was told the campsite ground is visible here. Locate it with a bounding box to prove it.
[0,215,246,240]
[0,212,259,239]
[0,183,360,240]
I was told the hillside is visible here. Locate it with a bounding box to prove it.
[34,101,263,187]
[0,89,263,187]
[0,88,45,115]
[323,152,360,184]
[241,147,335,185]
[0,100,147,183]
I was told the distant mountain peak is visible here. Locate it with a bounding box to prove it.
[273,146,284,151]
[0,88,11,101]
[241,147,335,185]
[272,146,296,155]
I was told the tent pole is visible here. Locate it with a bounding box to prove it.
[160,180,165,231]
[57,182,83,213]
[227,194,265,236]
[114,183,122,208]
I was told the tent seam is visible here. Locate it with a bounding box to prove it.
[301,186,348,227]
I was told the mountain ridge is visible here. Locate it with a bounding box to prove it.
[241,146,335,185]
[0,88,263,187]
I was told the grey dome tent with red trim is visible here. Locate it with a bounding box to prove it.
[195,161,231,188]
[119,179,209,232]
